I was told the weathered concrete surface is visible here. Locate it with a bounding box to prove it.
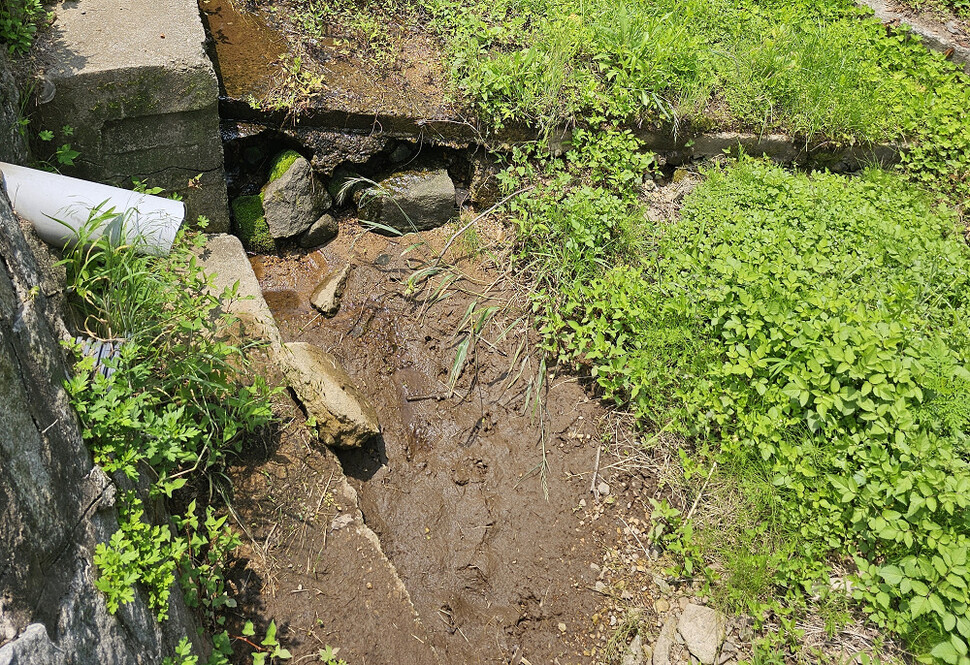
[33,0,229,230]
[856,0,970,74]
[0,186,199,661]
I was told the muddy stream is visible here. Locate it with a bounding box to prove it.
[245,224,621,664]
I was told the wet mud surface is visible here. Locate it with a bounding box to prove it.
[251,223,617,664]
[200,0,459,121]
[225,391,439,665]
[199,0,286,100]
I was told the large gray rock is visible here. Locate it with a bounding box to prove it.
[281,342,380,448]
[0,54,29,165]
[358,169,456,233]
[31,0,229,229]
[0,624,58,665]
[677,604,726,665]
[262,154,332,239]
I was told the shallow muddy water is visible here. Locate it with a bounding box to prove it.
[199,0,286,100]
[253,226,616,664]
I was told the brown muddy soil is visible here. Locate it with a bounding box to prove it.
[224,391,440,665]
[250,221,620,664]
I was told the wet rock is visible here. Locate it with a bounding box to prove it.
[677,604,726,665]
[282,341,380,448]
[310,264,351,317]
[622,633,652,665]
[283,127,390,174]
[262,151,331,239]
[389,142,415,163]
[357,169,456,233]
[300,213,338,248]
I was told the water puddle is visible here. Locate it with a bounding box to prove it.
[198,0,285,100]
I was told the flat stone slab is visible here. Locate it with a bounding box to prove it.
[678,604,726,665]
[281,341,381,448]
[33,0,228,230]
[195,234,282,348]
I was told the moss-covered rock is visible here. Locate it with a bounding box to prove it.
[268,150,303,183]
[261,151,331,238]
[231,195,275,253]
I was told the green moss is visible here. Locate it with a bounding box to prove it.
[267,150,302,182]
[231,195,275,253]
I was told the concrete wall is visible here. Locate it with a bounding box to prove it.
[31,0,229,231]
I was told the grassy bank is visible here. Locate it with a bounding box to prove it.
[499,127,970,661]
[419,0,970,202]
[60,214,281,664]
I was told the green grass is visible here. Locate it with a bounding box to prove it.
[503,130,970,662]
[422,0,970,203]
[60,210,277,662]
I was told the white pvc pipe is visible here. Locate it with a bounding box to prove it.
[0,162,185,256]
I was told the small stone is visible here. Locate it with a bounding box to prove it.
[622,634,650,665]
[299,213,338,248]
[330,513,353,530]
[590,563,601,573]
[597,482,611,496]
[677,604,726,665]
[594,581,608,594]
[558,622,567,633]
[655,598,670,613]
[310,264,352,317]
[365,582,373,589]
